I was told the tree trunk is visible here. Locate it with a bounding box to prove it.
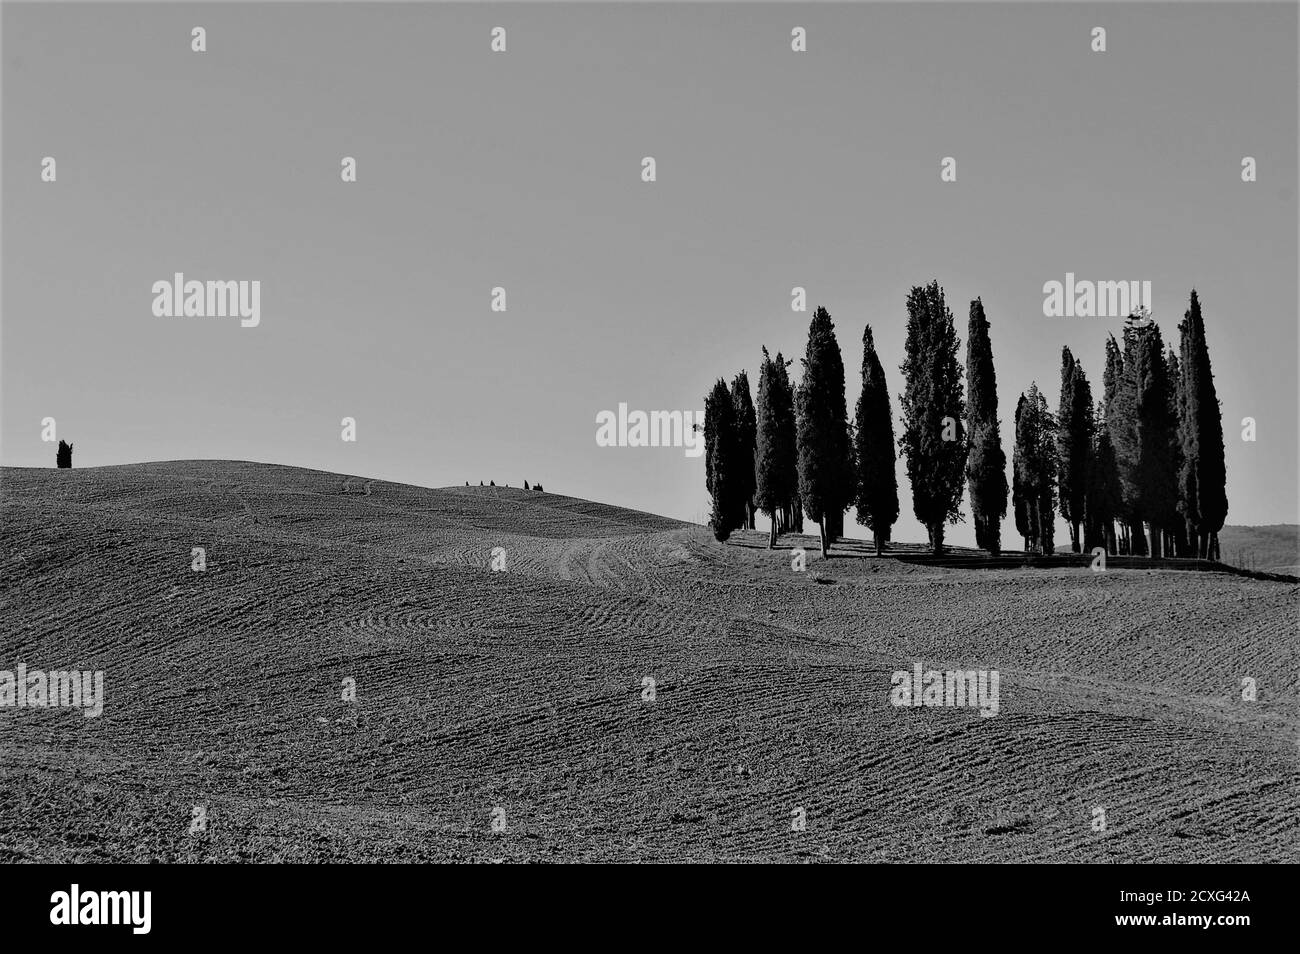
[930,522,945,556]
[1209,531,1220,562]
[818,518,829,558]
[873,529,884,556]
[1129,521,1148,556]
[768,516,777,549]
[1147,523,1161,559]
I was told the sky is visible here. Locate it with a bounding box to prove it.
[3,2,1296,545]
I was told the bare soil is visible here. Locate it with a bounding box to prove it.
[2,461,1296,862]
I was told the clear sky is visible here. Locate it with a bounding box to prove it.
[3,2,1296,545]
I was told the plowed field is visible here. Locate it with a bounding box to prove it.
[2,462,1296,862]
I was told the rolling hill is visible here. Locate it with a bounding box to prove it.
[1,461,1296,862]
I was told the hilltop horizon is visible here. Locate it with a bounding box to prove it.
[8,458,1296,568]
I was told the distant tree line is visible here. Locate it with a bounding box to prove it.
[703,286,1228,560]
[467,479,545,491]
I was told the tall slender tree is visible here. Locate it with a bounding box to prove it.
[731,370,758,531]
[704,378,743,541]
[1178,290,1228,560]
[1012,383,1057,553]
[1111,325,1150,555]
[1012,395,1031,550]
[1102,335,1134,553]
[1165,348,1189,557]
[1175,321,1200,554]
[1125,320,1178,557]
[795,307,852,556]
[853,324,899,554]
[772,352,803,535]
[755,347,799,547]
[1056,348,1093,553]
[899,281,967,554]
[1085,412,1121,553]
[964,298,1007,555]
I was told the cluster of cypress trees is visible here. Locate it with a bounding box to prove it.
[1078,292,1228,559]
[703,286,1227,560]
[705,305,899,555]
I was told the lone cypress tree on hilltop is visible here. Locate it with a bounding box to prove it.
[56,440,73,469]
[795,307,852,556]
[899,281,967,554]
[964,298,1007,555]
[853,324,899,555]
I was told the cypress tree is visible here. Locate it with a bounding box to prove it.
[55,440,73,469]
[755,348,798,547]
[1110,326,1148,555]
[1165,348,1189,557]
[795,306,851,556]
[704,378,743,541]
[964,298,1007,555]
[1056,348,1093,553]
[1012,383,1057,553]
[731,370,758,531]
[853,324,899,555]
[1085,416,1121,553]
[1176,320,1200,554]
[1128,321,1177,557]
[1178,290,1228,560]
[1037,386,1059,555]
[771,352,802,535]
[1101,336,1124,551]
[1012,394,1031,550]
[899,281,967,554]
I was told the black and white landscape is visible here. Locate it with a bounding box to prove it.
[2,2,1297,866]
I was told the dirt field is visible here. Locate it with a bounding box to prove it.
[2,461,1297,862]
